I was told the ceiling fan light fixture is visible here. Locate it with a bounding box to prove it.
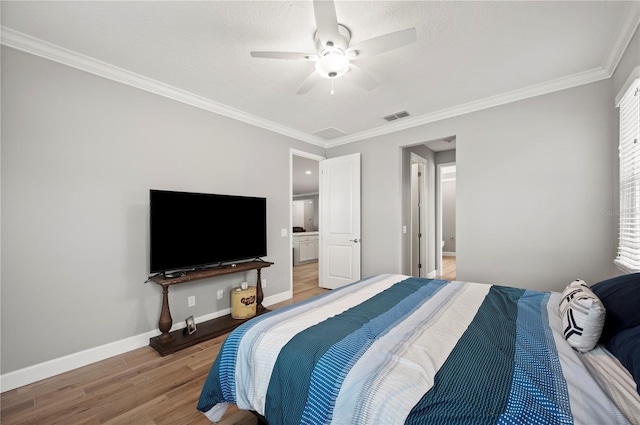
[250,2,416,93]
[315,50,349,79]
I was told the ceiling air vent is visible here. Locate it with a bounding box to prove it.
[314,127,347,140]
[383,110,410,122]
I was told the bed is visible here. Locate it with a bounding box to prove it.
[197,274,640,424]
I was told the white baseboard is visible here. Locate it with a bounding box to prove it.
[0,328,160,393]
[443,251,457,257]
[264,289,293,307]
[0,291,292,393]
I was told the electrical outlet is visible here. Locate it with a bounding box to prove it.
[261,278,267,289]
[217,289,224,300]
[188,296,195,307]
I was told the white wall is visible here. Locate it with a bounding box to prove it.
[0,46,324,377]
[327,79,619,292]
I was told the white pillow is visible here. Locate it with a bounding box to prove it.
[559,279,588,312]
[558,279,606,353]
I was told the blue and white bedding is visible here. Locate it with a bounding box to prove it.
[197,274,636,424]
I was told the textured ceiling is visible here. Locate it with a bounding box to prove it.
[1,1,638,148]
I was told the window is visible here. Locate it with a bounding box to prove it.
[615,67,640,273]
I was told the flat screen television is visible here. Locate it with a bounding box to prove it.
[149,189,267,274]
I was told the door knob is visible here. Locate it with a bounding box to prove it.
[350,238,360,243]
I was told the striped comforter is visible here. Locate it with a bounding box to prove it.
[197,274,632,424]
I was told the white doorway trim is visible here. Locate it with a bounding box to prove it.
[290,149,325,294]
[436,161,456,277]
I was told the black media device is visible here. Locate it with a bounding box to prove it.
[149,189,267,274]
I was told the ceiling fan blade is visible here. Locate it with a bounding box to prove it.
[251,51,318,61]
[313,0,340,48]
[297,72,322,94]
[343,64,378,91]
[347,28,417,59]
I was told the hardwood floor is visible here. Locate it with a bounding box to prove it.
[1,260,459,425]
[436,256,456,281]
[1,262,324,425]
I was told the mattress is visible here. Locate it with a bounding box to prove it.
[197,274,637,424]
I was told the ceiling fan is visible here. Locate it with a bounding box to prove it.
[250,0,417,94]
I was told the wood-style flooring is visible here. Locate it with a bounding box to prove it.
[0,262,323,425]
[1,259,460,425]
[437,256,456,281]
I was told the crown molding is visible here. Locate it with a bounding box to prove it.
[603,1,640,76]
[324,2,640,148]
[2,2,639,151]
[0,27,327,148]
[325,66,611,148]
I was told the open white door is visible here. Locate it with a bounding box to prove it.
[319,153,361,289]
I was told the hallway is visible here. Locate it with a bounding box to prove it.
[291,262,326,303]
[437,256,456,281]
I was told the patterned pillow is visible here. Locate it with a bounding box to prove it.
[559,279,606,352]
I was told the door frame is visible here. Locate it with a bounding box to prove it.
[410,153,428,277]
[290,149,325,294]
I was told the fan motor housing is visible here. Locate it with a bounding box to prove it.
[314,24,351,53]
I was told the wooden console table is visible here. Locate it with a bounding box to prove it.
[148,260,273,356]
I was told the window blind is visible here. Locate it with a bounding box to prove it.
[615,76,640,273]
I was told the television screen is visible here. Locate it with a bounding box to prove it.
[150,189,267,274]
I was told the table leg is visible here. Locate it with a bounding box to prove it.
[256,269,266,311]
[158,286,174,343]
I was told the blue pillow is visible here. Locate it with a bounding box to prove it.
[605,326,640,395]
[591,273,640,344]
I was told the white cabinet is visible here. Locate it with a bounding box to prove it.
[299,236,317,262]
[293,232,319,265]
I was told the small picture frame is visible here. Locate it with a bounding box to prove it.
[185,315,196,335]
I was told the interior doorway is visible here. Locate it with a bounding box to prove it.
[437,162,456,280]
[290,150,322,295]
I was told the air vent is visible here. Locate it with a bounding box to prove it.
[383,110,410,122]
[314,127,347,140]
